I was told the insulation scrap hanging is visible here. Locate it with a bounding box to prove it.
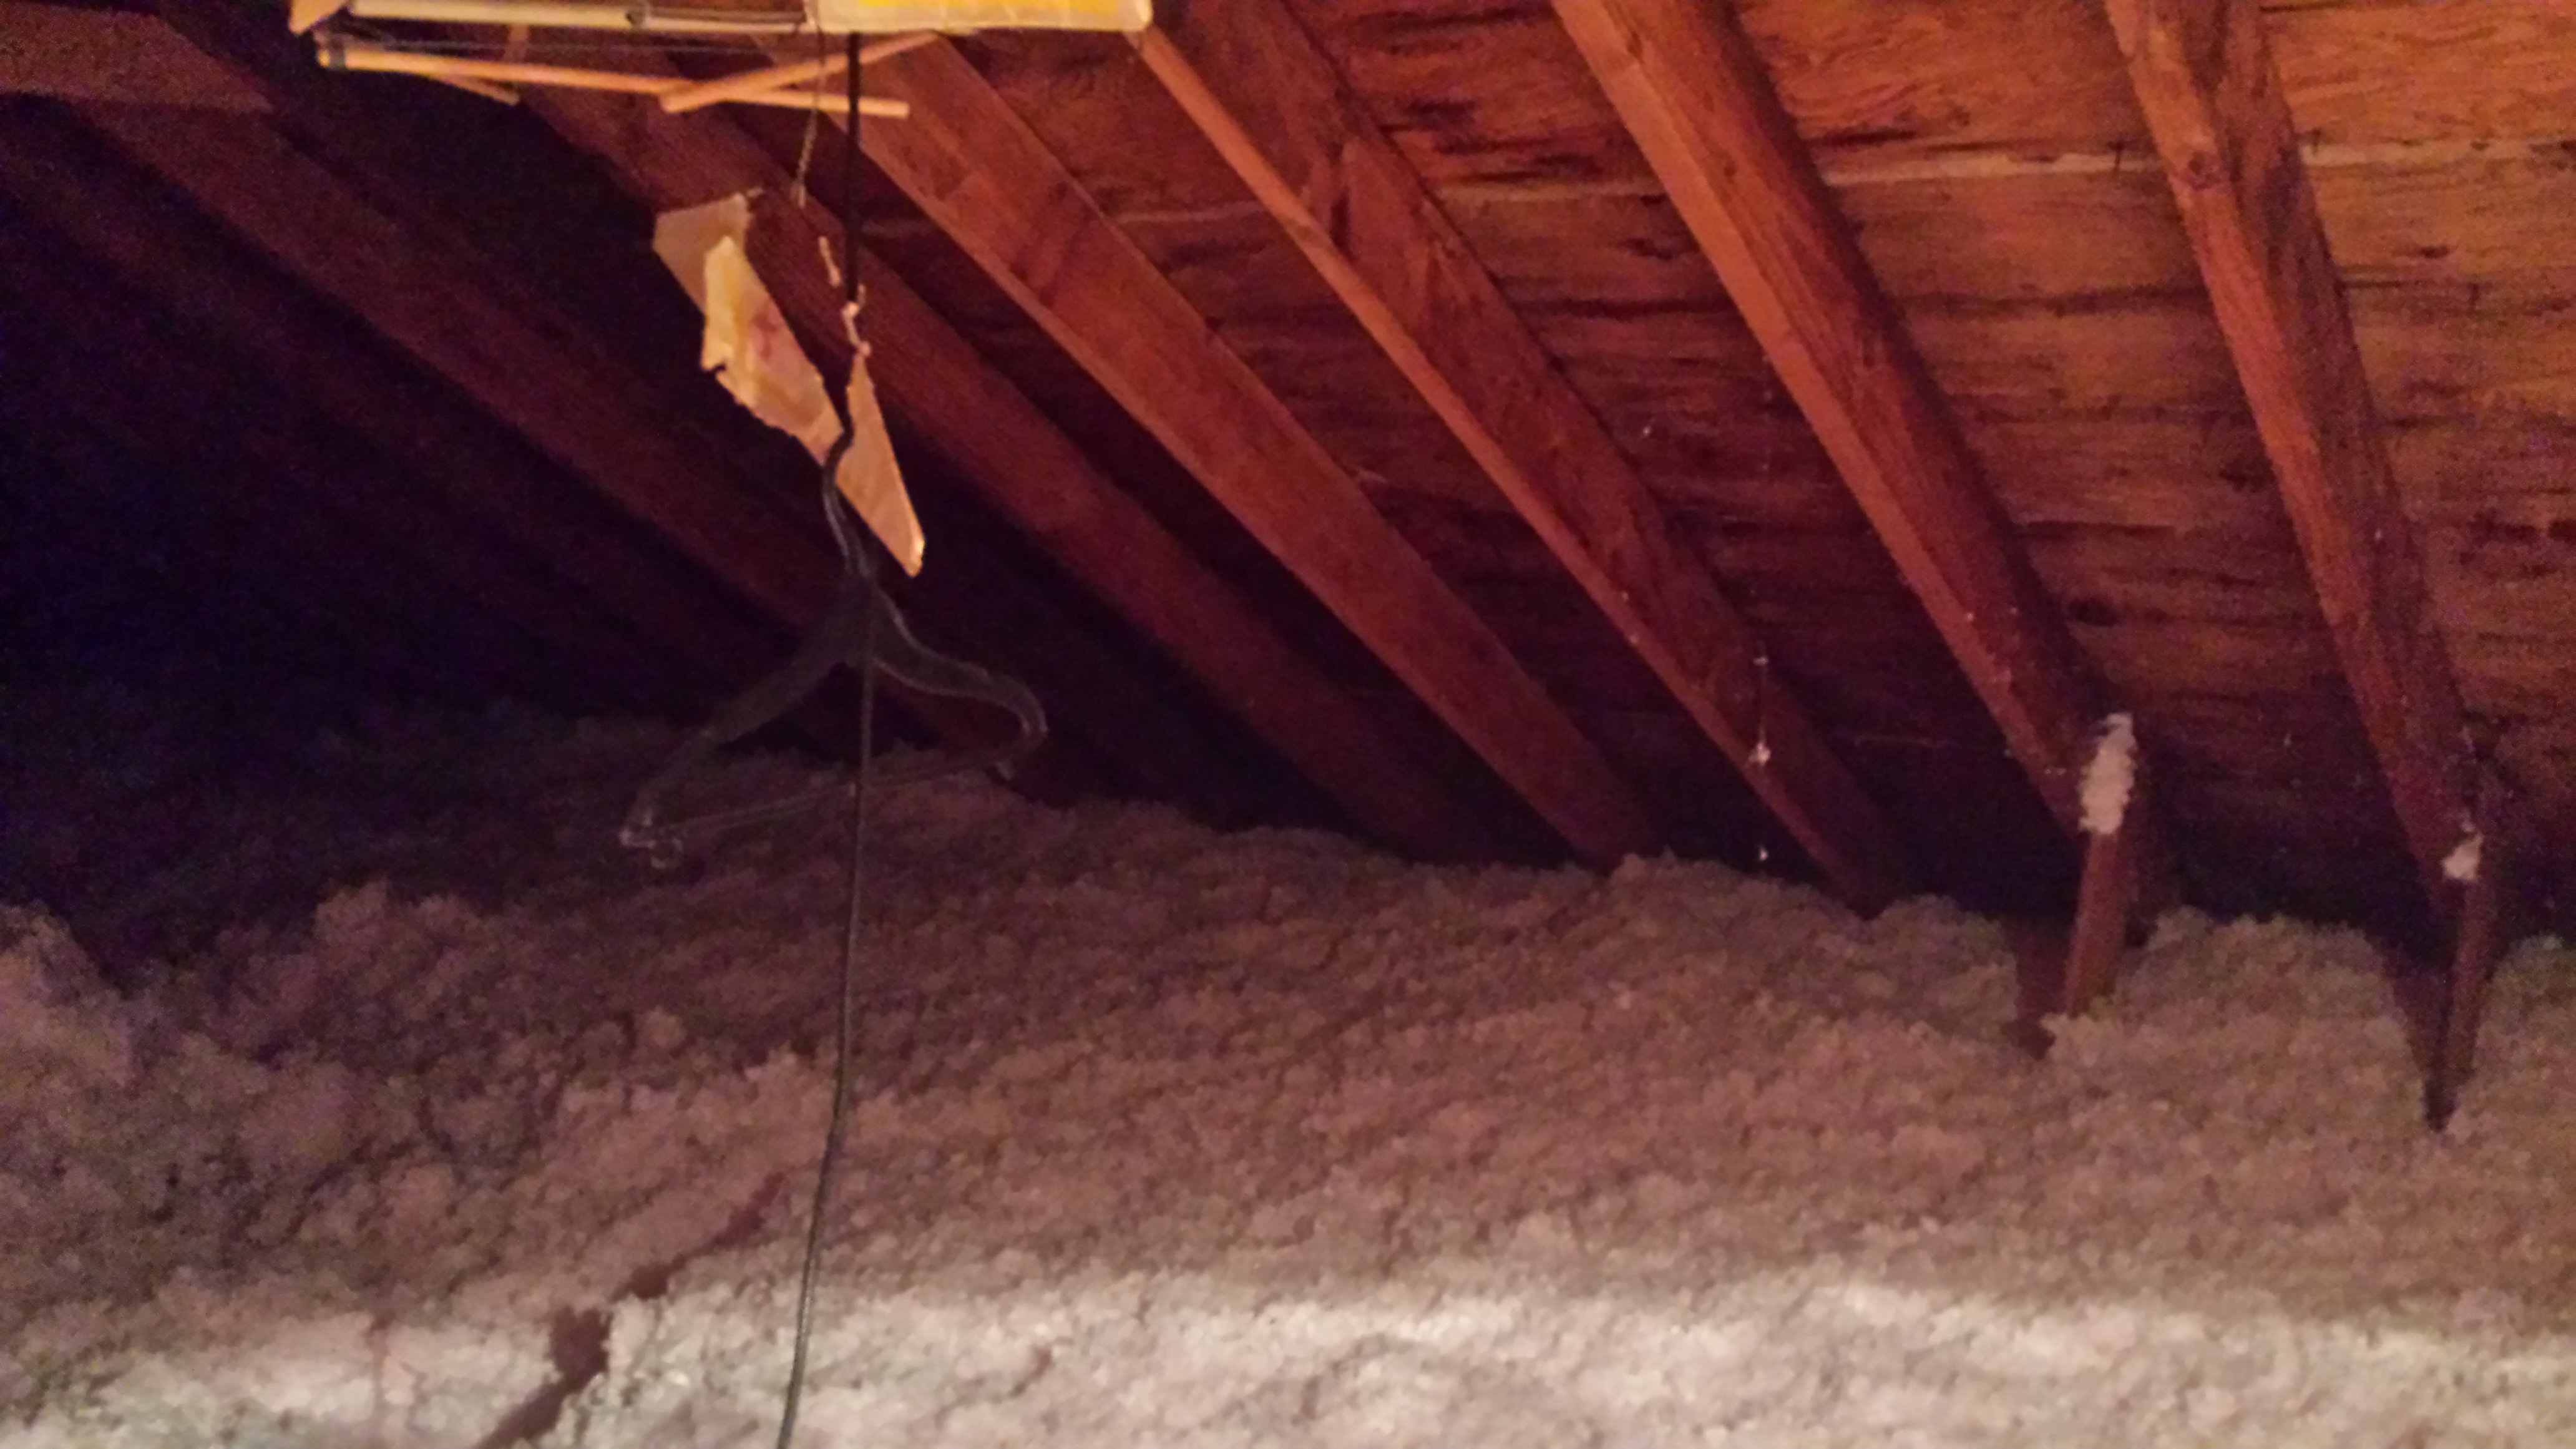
[651,192,925,576]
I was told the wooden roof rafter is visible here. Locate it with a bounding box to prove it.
[520,78,1502,861]
[100,8,1146,791]
[847,37,1663,866]
[1549,0,2130,846]
[1131,0,1913,910]
[2105,0,2489,920]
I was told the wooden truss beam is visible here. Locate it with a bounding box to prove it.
[1135,0,1911,907]
[856,39,1660,865]
[1553,0,2113,836]
[524,84,1496,861]
[2107,0,2481,911]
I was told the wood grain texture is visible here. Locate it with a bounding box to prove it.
[1734,0,2150,162]
[527,84,1493,860]
[2110,0,2480,907]
[1282,0,1656,190]
[860,38,1661,864]
[2266,0,2576,145]
[1555,0,2112,833]
[0,2,270,112]
[1138,0,1911,906]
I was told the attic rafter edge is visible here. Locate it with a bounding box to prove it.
[1134,0,1912,910]
[90,16,1121,787]
[522,80,1498,861]
[1551,0,2126,852]
[2105,0,2482,917]
[851,37,1662,866]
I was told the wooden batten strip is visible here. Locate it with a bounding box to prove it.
[853,39,1661,865]
[658,32,935,112]
[525,84,1498,861]
[1135,3,1911,907]
[1553,0,2112,836]
[2107,0,2479,910]
[322,39,913,116]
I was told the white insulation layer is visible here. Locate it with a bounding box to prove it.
[4,691,2574,1447]
[2447,824,2486,884]
[2079,711,2139,837]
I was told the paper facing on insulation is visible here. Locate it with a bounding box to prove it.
[651,193,925,575]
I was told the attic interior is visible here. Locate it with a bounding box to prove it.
[4,1,2575,1443]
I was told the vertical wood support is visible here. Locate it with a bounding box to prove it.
[2005,760,2154,1058]
[2424,789,2512,1131]
[2064,773,2151,1022]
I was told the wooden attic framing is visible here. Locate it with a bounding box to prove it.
[6,0,2572,1114]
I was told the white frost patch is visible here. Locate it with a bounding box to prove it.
[2447,823,2485,884]
[2080,711,2139,837]
[5,699,2575,1447]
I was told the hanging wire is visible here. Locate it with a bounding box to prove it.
[787,19,833,211]
[774,39,868,1449]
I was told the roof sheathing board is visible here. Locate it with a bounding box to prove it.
[1267,0,2059,882]
[1712,0,2416,917]
[2272,0,2576,917]
[943,26,1854,871]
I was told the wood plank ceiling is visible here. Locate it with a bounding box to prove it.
[8,0,2576,954]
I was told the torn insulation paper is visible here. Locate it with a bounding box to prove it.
[2079,712,2137,837]
[651,193,925,575]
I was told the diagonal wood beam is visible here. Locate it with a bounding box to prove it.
[0,118,769,705]
[523,84,1497,861]
[62,72,1107,791]
[2106,0,2479,911]
[854,39,1661,865]
[1553,0,2113,836]
[1133,1,1911,907]
[0,2,270,112]
[69,105,837,632]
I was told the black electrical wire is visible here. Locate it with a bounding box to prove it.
[773,37,869,1449]
[774,540,876,1449]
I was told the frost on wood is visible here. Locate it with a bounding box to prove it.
[2080,711,2138,837]
[5,688,2575,1447]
